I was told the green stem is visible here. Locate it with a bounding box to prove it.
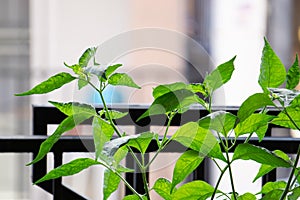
[162,113,174,144]
[86,79,147,198]
[140,153,150,199]
[244,132,254,144]
[95,82,144,169]
[276,107,300,200]
[212,158,223,172]
[225,151,237,200]
[145,113,174,169]
[127,147,143,170]
[211,165,229,199]
[118,172,143,200]
[98,86,122,137]
[101,162,142,200]
[290,170,300,188]
[214,130,237,200]
[141,167,151,200]
[208,94,213,113]
[280,145,300,200]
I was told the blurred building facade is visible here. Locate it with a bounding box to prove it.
[0,0,299,199]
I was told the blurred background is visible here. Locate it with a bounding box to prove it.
[1,0,300,199]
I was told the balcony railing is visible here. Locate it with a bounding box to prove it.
[0,105,299,199]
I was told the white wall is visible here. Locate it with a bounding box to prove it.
[210,0,268,106]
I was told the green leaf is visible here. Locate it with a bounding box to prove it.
[288,186,300,200]
[127,132,156,154]
[105,110,128,120]
[113,146,128,164]
[93,117,115,160]
[15,72,76,96]
[261,181,286,194]
[78,47,97,68]
[27,113,93,166]
[237,93,274,122]
[272,97,300,129]
[153,178,173,200]
[101,64,123,81]
[273,149,291,162]
[296,167,300,185]
[272,107,300,130]
[253,150,291,182]
[153,82,188,99]
[237,193,256,200]
[171,150,204,191]
[104,64,122,78]
[232,143,291,168]
[194,96,209,110]
[122,195,147,200]
[103,169,120,200]
[102,135,139,159]
[188,83,208,97]
[112,146,132,172]
[152,82,208,109]
[64,63,82,74]
[199,111,237,137]
[204,56,236,93]
[286,54,300,90]
[35,158,99,184]
[261,189,283,200]
[49,101,96,116]
[258,38,286,92]
[171,180,214,200]
[234,114,274,139]
[108,73,141,89]
[255,124,269,142]
[78,74,89,90]
[253,164,275,183]
[137,89,198,121]
[172,122,225,162]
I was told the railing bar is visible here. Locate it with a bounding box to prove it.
[1,105,293,199]
[53,151,63,200]
[262,169,277,186]
[0,136,300,153]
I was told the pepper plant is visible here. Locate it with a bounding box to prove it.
[16,38,300,199]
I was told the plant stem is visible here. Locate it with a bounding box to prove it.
[215,130,237,200]
[87,79,149,199]
[280,145,300,200]
[145,113,174,169]
[118,171,143,200]
[208,94,213,113]
[276,107,300,200]
[141,167,151,200]
[139,113,175,199]
[244,132,254,144]
[139,153,151,200]
[100,162,142,200]
[224,151,237,200]
[290,171,300,190]
[162,113,174,144]
[211,165,229,199]
[98,85,122,137]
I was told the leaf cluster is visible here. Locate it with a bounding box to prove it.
[15,38,300,200]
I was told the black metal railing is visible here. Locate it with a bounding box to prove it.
[0,105,299,199]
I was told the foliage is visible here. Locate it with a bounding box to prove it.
[16,38,300,200]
